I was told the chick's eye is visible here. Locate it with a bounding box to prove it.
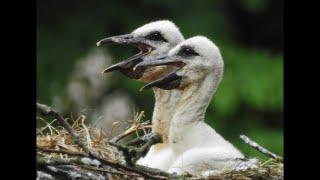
[178,47,199,57]
[145,31,167,42]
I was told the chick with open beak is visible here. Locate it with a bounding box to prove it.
[97,20,185,170]
[96,20,184,82]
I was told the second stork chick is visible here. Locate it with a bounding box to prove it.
[137,36,257,175]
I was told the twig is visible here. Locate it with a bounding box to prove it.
[110,124,152,143]
[37,171,55,180]
[37,156,84,166]
[78,164,141,178]
[37,146,87,157]
[110,111,151,143]
[38,164,106,180]
[80,115,93,149]
[240,135,282,161]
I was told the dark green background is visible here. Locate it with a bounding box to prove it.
[37,0,283,160]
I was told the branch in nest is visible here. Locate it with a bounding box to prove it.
[77,164,142,178]
[37,146,87,157]
[37,155,139,179]
[37,155,85,166]
[240,135,282,161]
[37,148,131,178]
[109,111,152,144]
[37,103,88,152]
[109,124,152,143]
[38,165,106,180]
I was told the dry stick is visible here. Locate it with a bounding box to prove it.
[38,163,105,180]
[240,135,282,161]
[77,164,141,178]
[37,102,172,180]
[37,146,87,157]
[80,115,93,149]
[37,156,85,166]
[110,124,152,143]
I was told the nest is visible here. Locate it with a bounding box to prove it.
[36,102,283,180]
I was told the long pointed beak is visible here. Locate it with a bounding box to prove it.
[102,57,142,73]
[102,49,150,73]
[96,34,136,46]
[97,33,153,79]
[140,71,182,91]
[135,56,185,90]
[101,52,147,79]
[102,47,151,74]
[135,56,185,70]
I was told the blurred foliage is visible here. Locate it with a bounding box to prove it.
[37,0,283,157]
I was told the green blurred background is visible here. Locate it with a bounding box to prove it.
[37,0,283,160]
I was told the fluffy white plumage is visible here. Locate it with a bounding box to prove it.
[166,36,245,175]
[131,20,185,169]
[140,36,258,175]
[133,20,184,48]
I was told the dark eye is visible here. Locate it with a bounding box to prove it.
[178,47,199,57]
[145,31,167,42]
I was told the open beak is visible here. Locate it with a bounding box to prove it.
[96,34,153,79]
[136,56,185,90]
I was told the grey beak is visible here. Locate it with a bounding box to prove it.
[136,56,185,90]
[102,58,142,73]
[102,50,148,73]
[140,71,182,91]
[101,52,147,79]
[135,56,185,70]
[96,34,136,46]
[97,34,152,79]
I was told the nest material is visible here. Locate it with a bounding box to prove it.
[37,115,122,163]
[205,159,283,180]
[36,103,283,180]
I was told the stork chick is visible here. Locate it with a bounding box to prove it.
[96,20,184,170]
[137,36,257,175]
